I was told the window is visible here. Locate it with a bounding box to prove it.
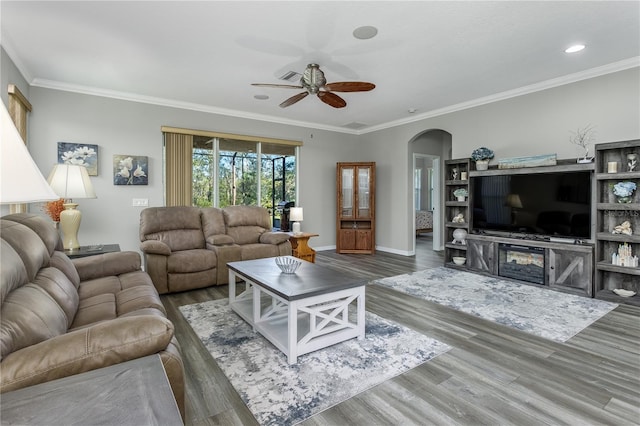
[163,127,300,217]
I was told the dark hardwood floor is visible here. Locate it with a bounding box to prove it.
[161,235,640,425]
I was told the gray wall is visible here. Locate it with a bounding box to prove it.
[3,43,639,256]
[26,88,359,253]
[361,67,639,253]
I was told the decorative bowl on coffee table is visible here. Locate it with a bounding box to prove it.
[275,256,301,274]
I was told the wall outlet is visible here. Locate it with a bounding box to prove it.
[132,198,148,207]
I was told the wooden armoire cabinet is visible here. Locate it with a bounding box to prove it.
[336,162,376,254]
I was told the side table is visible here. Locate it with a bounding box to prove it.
[288,232,319,263]
[64,243,120,259]
[0,354,183,425]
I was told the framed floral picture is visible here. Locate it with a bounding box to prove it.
[113,155,148,185]
[57,142,98,176]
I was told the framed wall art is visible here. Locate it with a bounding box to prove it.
[57,142,98,176]
[113,155,148,185]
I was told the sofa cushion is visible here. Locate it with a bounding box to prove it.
[0,241,27,305]
[73,251,143,282]
[71,294,117,329]
[33,267,79,328]
[227,226,265,245]
[1,213,61,255]
[1,284,69,358]
[260,232,291,245]
[77,270,155,300]
[49,251,81,289]
[206,234,235,246]
[167,249,216,274]
[223,205,271,228]
[0,315,175,393]
[1,219,50,283]
[201,207,227,238]
[116,286,166,316]
[140,207,205,251]
[78,276,123,300]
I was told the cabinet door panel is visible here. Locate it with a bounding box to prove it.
[340,229,356,250]
[340,167,354,218]
[355,230,372,251]
[467,240,495,274]
[547,247,593,296]
[357,166,372,218]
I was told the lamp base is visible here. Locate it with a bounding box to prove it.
[292,221,301,235]
[60,203,81,250]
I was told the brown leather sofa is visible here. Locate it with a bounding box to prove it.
[139,205,292,294]
[0,213,185,419]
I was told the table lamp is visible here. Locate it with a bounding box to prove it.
[1,102,59,205]
[290,207,303,235]
[47,164,96,250]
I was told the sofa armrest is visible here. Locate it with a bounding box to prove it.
[205,234,235,246]
[140,240,171,256]
[73,251,143,281]
[260,232,291,245]
[0,315,174,393]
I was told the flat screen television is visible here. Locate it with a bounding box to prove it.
[471,171,592,240]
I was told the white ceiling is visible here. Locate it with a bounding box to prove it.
[2,1,639,134]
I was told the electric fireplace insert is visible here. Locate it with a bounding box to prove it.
[498,243,545,285]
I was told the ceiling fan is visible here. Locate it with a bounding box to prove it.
[252,63,375,108]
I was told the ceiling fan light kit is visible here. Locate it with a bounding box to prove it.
[252,63,375,109]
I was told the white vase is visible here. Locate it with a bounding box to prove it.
[475,160,489,171]
[457,196,466,202]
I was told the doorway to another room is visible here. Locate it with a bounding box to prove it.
[414,154,439,252]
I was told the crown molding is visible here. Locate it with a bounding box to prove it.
[25,57,640,137]
[29,79,360,135]
[360,57,640,134]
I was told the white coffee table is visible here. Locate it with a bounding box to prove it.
[227,256,366,364]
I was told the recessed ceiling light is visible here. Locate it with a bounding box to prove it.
[353,26,378,40]
[565,44,586,53]
[408,108,417,114]
[254,94,269,100]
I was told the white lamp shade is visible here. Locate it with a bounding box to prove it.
[47,164,96,199]
[290,207,303,222]
[1,102,59,204]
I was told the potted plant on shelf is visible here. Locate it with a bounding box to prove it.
[453,188,468,202]
[470,147,494,170]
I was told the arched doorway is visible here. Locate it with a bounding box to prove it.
[409,129,452,254]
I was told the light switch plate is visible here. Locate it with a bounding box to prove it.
[132,198,148,207]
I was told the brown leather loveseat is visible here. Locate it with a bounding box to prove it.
[0,213,185,419]
[139,205,292,294]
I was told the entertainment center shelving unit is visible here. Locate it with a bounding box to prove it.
[444,139,640,304]
[594,140,640,306]
[444,159,470,267]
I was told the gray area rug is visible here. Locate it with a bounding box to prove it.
[180,299,450,425]
[373,267,618,342]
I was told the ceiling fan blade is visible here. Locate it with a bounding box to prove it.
[252,83,303,89]
[325,82,376,92]
[279,92,309,108]
[318,91,346,108]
